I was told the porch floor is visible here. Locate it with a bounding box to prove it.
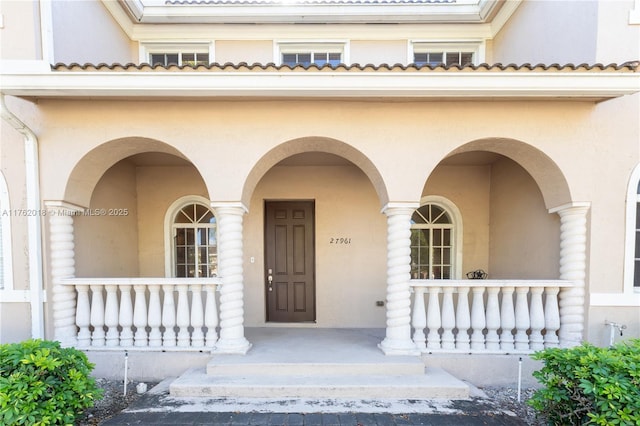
[170,328,470,399]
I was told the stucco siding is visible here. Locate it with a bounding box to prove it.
[215,40,274,64]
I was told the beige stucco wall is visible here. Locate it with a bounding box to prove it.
[135,166,208,276]
[350,40,407,65]
[423,165,491,277]
[0,0,41,60]
[489,157,559,279]
[215,40,274,64]
[75,161,140,277]
[244,164,388,327]
[492,0,598,64]
[595,0,640,63]
[51,0,135,64]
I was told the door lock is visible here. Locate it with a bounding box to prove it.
[268,269,273,291]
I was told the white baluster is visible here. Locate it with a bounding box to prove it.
[204,284,219,347]
[470,287,486,351]
[411,287,427,351]
[104,285,119,347]
[147,285,162,347]
[551,203,589,347]
[426,286,442,350]
[544,286,561,348]
[89,284,105,347]
[176,285,191,347]
[119,285,134,346]
[514,287,530,351]
[455,286,471,351]
[133,285,148,347]
[441,287,456,350]
[529,287,545,350]
[500,286,515,351]
[212,203,252,354]
[485,287,501,351]
[162,285,177,347]
[75,285,91,347]
[47,203,82,347]
[191,284,205,347]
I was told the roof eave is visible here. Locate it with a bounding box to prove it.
[1,61,638,102]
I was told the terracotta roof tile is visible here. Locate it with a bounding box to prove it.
[51,61,640,72]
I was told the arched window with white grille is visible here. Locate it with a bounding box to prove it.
[410,196,462,280]
[164,196,217,278]
[624,164,640,292]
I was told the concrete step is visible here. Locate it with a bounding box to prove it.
[170,367,470,399]
[206,357,426,376]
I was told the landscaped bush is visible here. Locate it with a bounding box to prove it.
[0,339,103,425]
[528,339,640,425]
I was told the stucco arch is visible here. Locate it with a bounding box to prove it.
[64,137,207,207]
[241,136,389,209]
[445,138,572,210]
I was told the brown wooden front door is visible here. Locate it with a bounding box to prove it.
[265,201,315,322]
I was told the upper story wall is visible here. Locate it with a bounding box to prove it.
[2,1,637,67]
[492,0,598,64]
[0,0,41,60]
[51,0,134,64]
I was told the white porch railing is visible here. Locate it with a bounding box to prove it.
[60,278,221,351]
[410,280,573,353]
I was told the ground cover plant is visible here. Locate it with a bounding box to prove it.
[0,339,103,425]
[528,339,640,425]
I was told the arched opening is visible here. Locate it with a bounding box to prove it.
[242,138,389,328]
[72,148,209,278]
[422,144,567,279]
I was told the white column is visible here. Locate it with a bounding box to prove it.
[89,284,105,347]
[543,286,561,348]
[104,285,120,347]
[119,285,134,346]
[550,203,589,347]
[411,287,427,352]
[440,287,456,350]
[499,286,515,351]
[133,285,148,347]
[161,285,177,347]
[47,202,84,347]
[204,283,219,348]
[485,287,501,351]
[529,286,545,351]
[190,284,205,347]
[211,202,251,354]
[75,285,91,347]
[426,286,442,350]
[470,287,486,351]
[514,287,530,351]
[379,203,420,355]
[147,285,162,347]
[455,286,471,351]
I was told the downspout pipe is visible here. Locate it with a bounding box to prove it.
[0,94,45,339]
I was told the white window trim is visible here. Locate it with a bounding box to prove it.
[415,195,463,280]
[139,41,214,65]
[163,195,215,278]
[274,40,350,65]
[408,40,485,65]
[618,163,640,302]
[0,172,13,291]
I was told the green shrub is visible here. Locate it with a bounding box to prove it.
[0,339,103,425]
[528,339,640,425]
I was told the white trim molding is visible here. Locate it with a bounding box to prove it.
[2,60,638,102]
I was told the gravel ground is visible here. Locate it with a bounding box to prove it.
[76,379,546,425]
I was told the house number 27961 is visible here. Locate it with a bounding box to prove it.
[330,238,351,244]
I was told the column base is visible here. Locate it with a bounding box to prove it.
[378,338,421,356]
[213,337,252,354]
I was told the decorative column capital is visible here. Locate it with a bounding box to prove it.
[548,201,591,216]
[381,202,420,216]
[44,200,86,215]
[210,201,248,216]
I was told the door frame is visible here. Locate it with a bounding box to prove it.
[264,200,316,323]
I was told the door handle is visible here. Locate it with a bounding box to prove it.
[268,268,273,291]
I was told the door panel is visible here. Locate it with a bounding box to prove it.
[265,201,315,322]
